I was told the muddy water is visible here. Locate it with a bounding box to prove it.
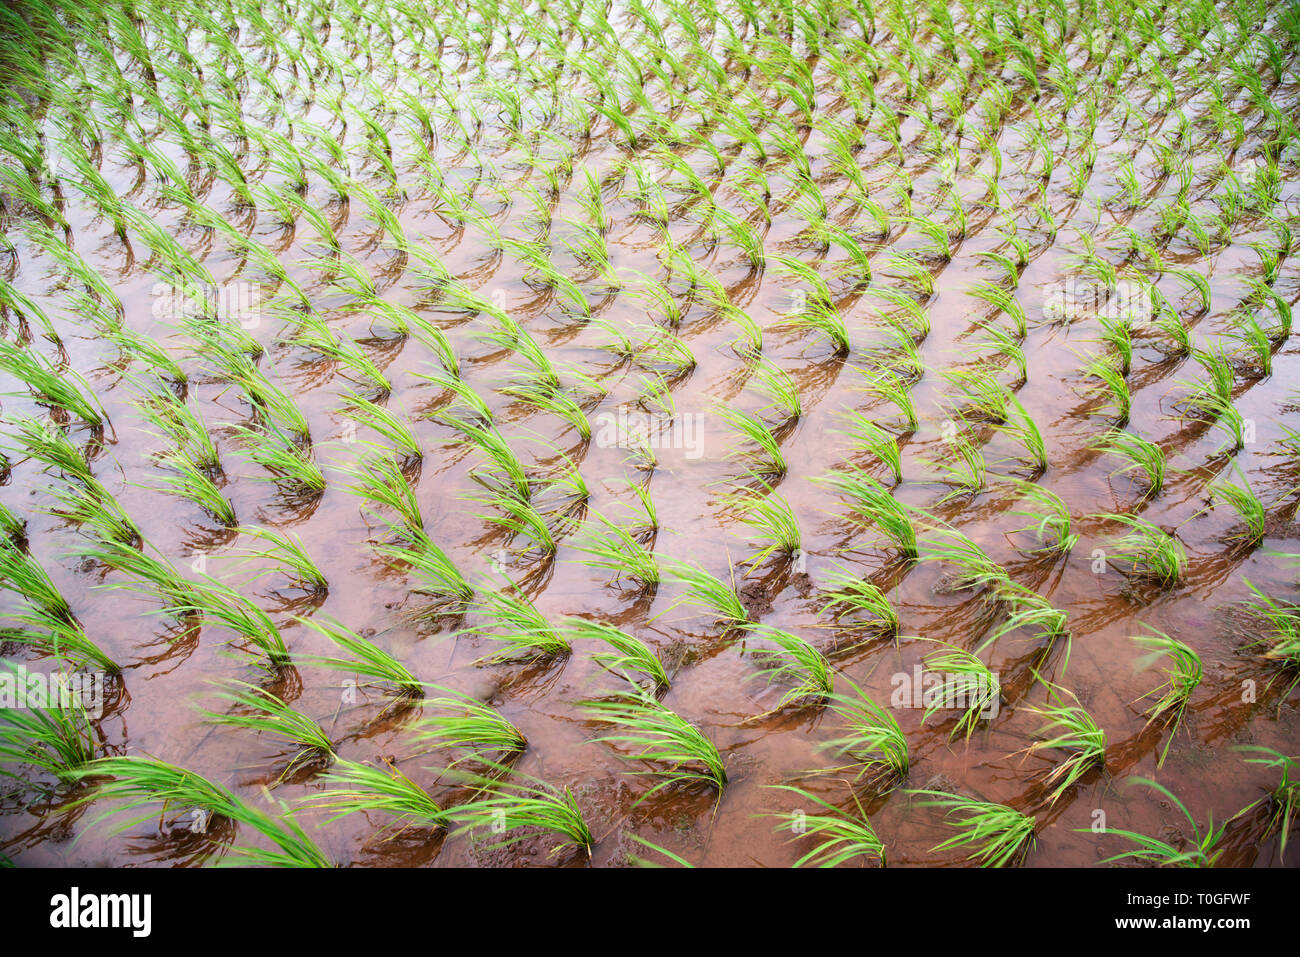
[2,2,1299,866]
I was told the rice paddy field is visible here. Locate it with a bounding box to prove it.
[0,0,1298,869]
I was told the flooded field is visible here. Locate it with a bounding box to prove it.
[1,0,1298,867]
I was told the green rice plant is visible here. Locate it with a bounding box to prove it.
[1001,477,1076,553]
[1018,684,1105,804]
[1239,579,1300,690]
[766,784,885,867]
[751,358,802,424]
[0,340,103,427]
[0,502,24,544]
[1132,625,1202,768]
[461,584,569,663]
[818,568,899,638]
[69,756,332,867]
[723,481,801,569]
[856,369,919,431]
[814,676,909,785]
[924,429,987,500]
[199,679,335,775]
[1237,746,1298,863]
[1176,348,1245,450]
[1083,357,1131,426]
[373,527,473,613]
[910,790,1036,867]
[1208,472,1267,546]
[443,421,531,503]
[135,389,221,474]
[570,515,659,592]
[340,393,422,463]
[1089,429,1164,498]
[1082,777,1229,867]
[812,468,917,560]
[660,558,750,631]
[744,624,834,712]
[835,412,902,484]
[302,757,445,831]
[154,451,236,527]
[565,618,669,691]
[294,615,421,698]
[1096,514,1185,586]
[626,834,695,868]
[173,577,288,667]
[920,645,1001,740]
[0,663,96,785]
[337,451,423,538]
[717,407,786,480]
[997,394,1047,473]
[919,527,1008,592]
[442,764,593,858]
[0,536,72,622]
[580,684,726,798]
[239,526,327,593]
[469,485,558,557]
[966,280,1028,338]
[228,423,325,497]
[409,686,527,763]
[3,414,93,483]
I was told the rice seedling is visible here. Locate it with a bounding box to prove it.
[1083,357,1131,426]
[920,644,1001,740]
[0,663,96,785]
[340,392,422,463]
[580,684,726,798]
[716,407,787,481]
[744,624,834,712]
[1208,472,1267,546]
[626,835,696,868]
[1017,684,1105,804]
[812,468,918,560]
[910,791,1036,867]
[409,685,527,762]
[723,481,801,570]
[154,451,237,527]
[461,584,569,663]
[1237,746,1298,863]
[228,423,326,497]
[1082,777,1229,867]
[566,618,668,691]
[373,527,474,614]
[814,677,909,786]
[336,451,423,538]
[1095,513,1185,586]
[1089,429,1165,498]
[1000,477,1076,554]
[766,784,885,867]
[1131,626,1202,768]
[919,527,1008,592]
[660,558,750,632]
[302,757,446,831]
[442,764,593,858]
[198,679,335,775]
[818,568,899,638]
[835,412,903,484]
[294,615,420,698]
[238,526,327,593]
[0,340,103,428]
[68,756,332,867]
[570,516,659,592]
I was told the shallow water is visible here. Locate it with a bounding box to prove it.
[1,0,1299,866]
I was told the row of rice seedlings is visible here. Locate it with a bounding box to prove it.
[67,756,332,867]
